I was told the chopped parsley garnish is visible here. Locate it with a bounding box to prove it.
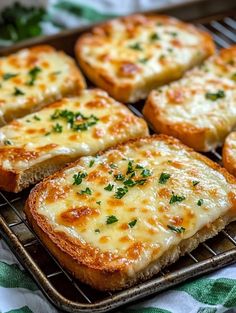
[115,186,128,199]
[79,187,92,195]
[33,115,41,121]
[106,215,118,224]
[135,164,144,169]
[95,229,100,233]
[50,109,99,132]
[192,180,200,186]
[126,160,134,175]
[52,123,63,133]
[141,169,152,177]
[159,54,165,60]
[169,31,178,37]
[114,173,125,181]
[3,139,12,145]
[44,132,51,136]
[167,48,173,53]
[197,199,203,206]
[138,57,149,64]
[13,87,24,96]
[124,179,136,187]
[231,73,236,81]
[169,192,186,204]
[96,201,101,205]
[73,172,87,185]
[128,42,142,51]
[150,33,160,41]
[167,225,185,233]
[109,163,117,169]
[27,66,41,86]
[3,73,18,80]
[128,219,137,228]
[104,183,114,191]
[205,90,225,101]
[159,172,171,184]
[89,159,95,168]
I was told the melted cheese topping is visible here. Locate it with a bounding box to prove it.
[224,131,236,163]
[0,46,84,122]
[0,89,147,171]
[149,47,236,150]
[37,137,236,274]
[78,15,211,87]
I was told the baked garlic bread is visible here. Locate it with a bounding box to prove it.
[223,132,236,177]
[75,14,215,103]
[0,89,148,192]
[25,135,236,291]
[0,45,85,124]
[143,46,236,152]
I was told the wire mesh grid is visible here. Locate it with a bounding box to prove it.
[0,12,236,313]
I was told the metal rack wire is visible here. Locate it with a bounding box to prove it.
[0,12,236,313]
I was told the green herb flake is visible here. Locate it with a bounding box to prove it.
[128,42,142,51]
[89,159,95,168]
[106,215,118,224]
[135,179,147,185]
[115,186,128,199]
[95,229,100,233]
[128,219,137,228]
[169,192,186,204]
[169,31,178,37]
[197,199,203,206]
[3,73,18,80]
[104,183,114,191]
[141,169,152,177]
[135,164,144,169]
[52,123,63,133]
[13,87,24,96]
[51,71,61,75]
[80,187,92,195]
[114,173,125,181]
[3,139,12,145]
[73,172,87,185]
[27,66,41,86]
[167,225,185,233]
[205,90,225,101]
[96,201,101,205]
[109,163,117,169]
[150,32,160,41]
[192,180,200,186]
[126,160,134,175]
[44,132,51,136]
[138,57,149,64]
[159,172,171,184]
[33,115,41,121]
[124,179,136,187]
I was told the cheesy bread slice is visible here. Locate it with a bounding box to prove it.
[25,135,236,291]
[0,45,85,124]
[0,89,148,192]
[143,46,236,152]
[223,132,236,177]
[75,14,215,103]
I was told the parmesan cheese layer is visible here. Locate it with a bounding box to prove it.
[77,14,214,102]
[0,45,85,123]
[37,136,236,274]
[0,89,148,171]
[145,46,236,151]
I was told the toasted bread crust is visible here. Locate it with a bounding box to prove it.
[0,45,86,124]
[143,46,236,151]
[223,132,236,177]
[75,14,215,103]
[24,135,236,290]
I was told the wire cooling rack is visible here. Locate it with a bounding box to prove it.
[0,8,236,313]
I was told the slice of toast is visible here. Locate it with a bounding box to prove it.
[25,134,236,291]
[0,45,85,124]
[143,46,236,152]
[0,89,148,192]
[223,131,236,176]
[75,14,215,103]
